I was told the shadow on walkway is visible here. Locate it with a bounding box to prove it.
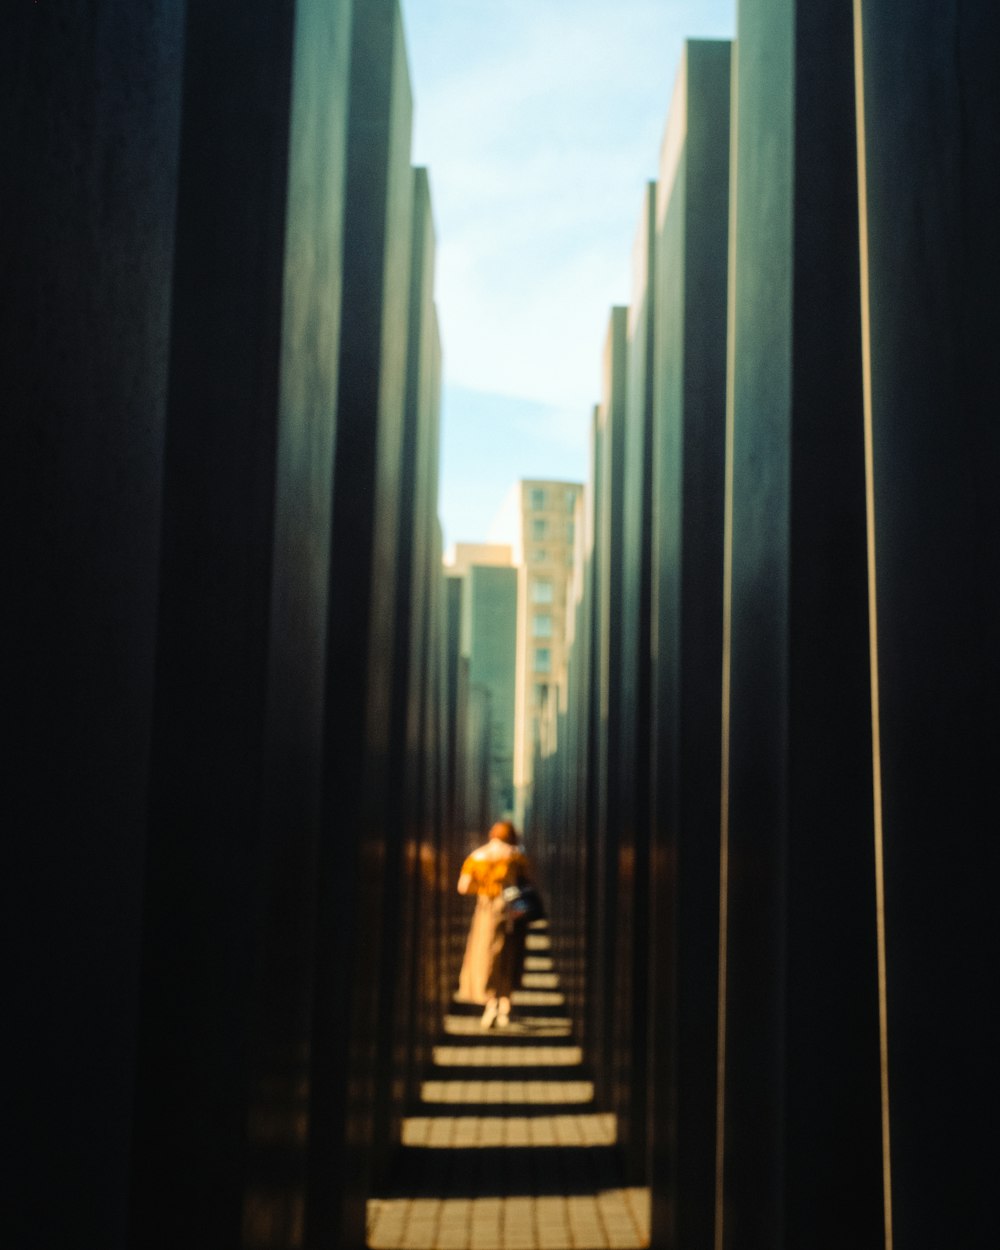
[367,924,650,1250]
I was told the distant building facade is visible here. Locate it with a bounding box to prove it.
[445,542,518,825]
[511,479,584,823]
[461,564,518,817]
[449,542,514,574]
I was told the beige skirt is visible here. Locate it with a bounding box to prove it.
[457,893,527,1004]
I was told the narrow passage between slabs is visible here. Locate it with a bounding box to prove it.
[367,922,651,1250]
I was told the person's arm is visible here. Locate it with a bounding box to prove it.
[457,853,477,895]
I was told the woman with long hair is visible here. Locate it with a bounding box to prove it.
[456,819,533,1028]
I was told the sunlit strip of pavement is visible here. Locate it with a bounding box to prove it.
[367,922,650,1250]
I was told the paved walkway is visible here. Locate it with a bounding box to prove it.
[367,926,651,1250]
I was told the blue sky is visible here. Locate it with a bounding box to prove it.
[398,0,736,551]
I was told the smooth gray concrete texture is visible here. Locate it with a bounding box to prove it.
[647,39,731,1250]
[412,245,446,1104]
[373,164,439,1183]
[858,4,999,1243]
[6,6,469,1250]
[127,6,357,1248]
[721,2,882,1245]
[614,185,656,1184]
[586,309,628,1120]
[3,6,183,1248]
[445,576,466,843]
[407,386,447,1106]
[559,502,592,1038]
[310,2,414,1245]
[461,565,519,815]
[569,404,603,1048]
[241,3,355,1246]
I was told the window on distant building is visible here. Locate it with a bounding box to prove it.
[534,647,552,674]
[533,614,552,638]
[531,580,554,604]
[534,682,549,708]
[531,548,547,563]
[531,518,547,540]
[567,520,575,545]
[530,487,546,510]
[566,489,577,513]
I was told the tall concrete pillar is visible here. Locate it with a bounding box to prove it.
[444,577,472,983]
[587,308,628,1111]
[719,1,883,1244]
[647,40,731,1250]
[242,2,355,1242]
[127,4,354,1248]
[308,1,414,1244]
[614,186,656,1182]
[407,397,445,1097]
[856,3,1000,1244]
[373,165,439,1181]
[4,7,184,1247]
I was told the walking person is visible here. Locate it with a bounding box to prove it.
[456,819,534,1028]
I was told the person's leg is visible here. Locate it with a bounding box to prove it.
[481,996,499,1028]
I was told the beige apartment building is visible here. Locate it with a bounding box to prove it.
[510,478,584,824]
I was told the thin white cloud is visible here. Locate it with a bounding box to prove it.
[400,0,736,533]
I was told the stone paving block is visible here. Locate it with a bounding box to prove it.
[438,1232,471,1249]
[481,1121,506,1147]
[623,1189,650,1241]
[586,1115,617,1144]
[368,936,650,1250]
[428,1118,456,1146]
[512,990,565,1007]
[529,1118,557,1146]
[566,1196,601,1224]
[402,1119,430,1146]
[404,1223,438,1245]
[553,1116,583,1144]
[522,973,560,989]
[504,1119,531,1146]
[536,1235,573,1250]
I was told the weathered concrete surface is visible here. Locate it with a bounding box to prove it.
[858,2,1000,1244]
[585,308,628,1143]
[720,1,883,1244]
[3,6,184,1247]
[614,186,656,1184]
[308,1,414,1245]
[647,39,731,1250]
[129,5,355,1249]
